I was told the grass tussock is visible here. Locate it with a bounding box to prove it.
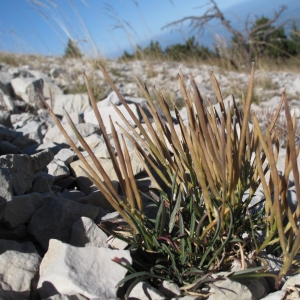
[49,62,300,296]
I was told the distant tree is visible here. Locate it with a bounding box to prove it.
[143,41,164,59]
[64,38,82,58]
[287,22,300,55]
[162,0,294,64]
[247,16,290,59]
[165,36,214,61]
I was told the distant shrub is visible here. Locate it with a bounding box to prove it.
[120,37,215,61]
[64,38,82,59]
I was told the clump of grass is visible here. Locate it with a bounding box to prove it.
[49,62,300,296]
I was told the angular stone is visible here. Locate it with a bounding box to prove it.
[0,110,12,127]
[42,294,89,300]
[81,134,105,151]
[0,167,13,219]
[12,135,38,151]
[28,197,99,250]
[0,149,54,195]
[15,120,45,144]
[0,71,13,95]
[282,273,300,290]
[0,90,15,112]
[0,239,41,300]
[47,158,70,181]
[43,123,100,146]
[38,239,131,299]
[158,280,181,297]
[97,91,122,108]
[207,275,254,300]
[0,140,20,155]
[60,189,85,200]
[1,193,44,228]
[69,216,108,248]
[0,124,17,141]
[49,93,92,117]
[29,172,54,193]
[54,176,76,189]
[54,148,75,165]
[75,185,117,210]
[11,77,44,109]
[83,103,140,135]
[70,151,143,194]
[260,290,287,300]
[128,282,165,300]
[0,224,28,240]
[61,112,84,125]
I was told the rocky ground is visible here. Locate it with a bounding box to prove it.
[0,54,300,299]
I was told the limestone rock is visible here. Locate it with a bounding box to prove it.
[11,77,44,109]
[128,282,165,300]
[47,158,70,180]
[207,275,256,300]
[69,216,108,248]
[44,123,100,146]
[48,93,92,117]
[0,149,54,195]
[15,120,45,144]
[38,239,131,299]
[0,167,13,219]
[0,239,41,300]
[0,224,28,240]
[1,193,44,228]
[83,103,140,135]
[70,150,144,194]
[28,196,99,250]
[54,148,75,165]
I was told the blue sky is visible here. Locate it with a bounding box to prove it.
[0,0,297,58]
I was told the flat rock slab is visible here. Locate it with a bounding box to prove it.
[70,150,144,194]
[28,196,99,250]
[0,239,41,300]
[38,239,132,299]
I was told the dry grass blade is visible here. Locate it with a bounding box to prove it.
[83,73,125,194]
[238,62,255,168]
[283,91,300,218]
[110,117,132,201]
[121,135,143,213]
[48,109,134,225]
[210,71,225,117]
[63,109,120,199]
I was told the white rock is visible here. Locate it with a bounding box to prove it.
[282,273,300,290]
[43,123,100,145]
[47,158,70,180]
[83,103,140,135]
[97,91,122,107]
[54,149,75,165]
[158,280,181,297]
[207,275,254,300]
[11,77,44,109]
[0,239,41,300]
[48,93,92,117]
[15,120,45,144]
[38,239,132,299]
[128,281,165,300]
[70,150,144,194]
[260,290,286,300]
[292,77,300,94]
